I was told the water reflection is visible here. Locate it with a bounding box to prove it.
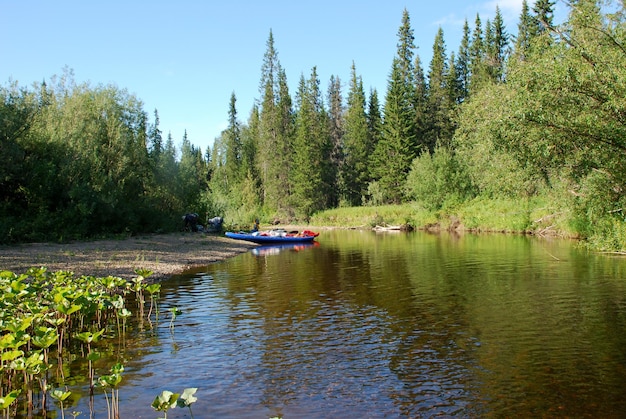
[45,231,626,418]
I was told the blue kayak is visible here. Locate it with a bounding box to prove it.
[225,230,318,244]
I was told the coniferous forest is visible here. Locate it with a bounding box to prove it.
[2,0,626,251]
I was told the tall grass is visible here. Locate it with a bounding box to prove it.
[310,203,436,229]
[310,197,575,237]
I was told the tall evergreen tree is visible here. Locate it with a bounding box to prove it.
[490,6,509,82]
[514,0,533,61]
[469,14,489,92]
[445,52,462,110]
[412,55,429,155]
[367,87,383,163]
[240,105,261,210]
[291,67,331,218]
[531,0,556,37]
[148,109,162,160]
[178,130,207,213]
[341,63,371,206]
[456,19,471,101]
[326,75,343,207]
[223,92,242,187]
[275,67,295,212]
[426,27,452,149]
[395,9,419,156]
[370,9,422,203]
[371,58,414,203]
[257,30,293,213]
[241,104,259,183]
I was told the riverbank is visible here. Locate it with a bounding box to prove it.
[0,232,258,282]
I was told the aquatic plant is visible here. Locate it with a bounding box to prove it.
[151,387,198,419]
[97,362,124,419]
[151,390,179,419]
[49,388,71,419]
[168,307,182,330]
[0,267,162,416]
[177,387,198,419]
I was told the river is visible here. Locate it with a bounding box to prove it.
[47,230,626,418]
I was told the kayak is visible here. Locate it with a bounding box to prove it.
[225,229,319,244]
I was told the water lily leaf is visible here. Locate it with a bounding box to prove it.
[0,389,21,409]
[177,387,198,407]
[50,388,72,402]
[1,350,24,362]
[152,390,179,411]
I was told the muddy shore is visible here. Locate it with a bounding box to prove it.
[0,232,258,282]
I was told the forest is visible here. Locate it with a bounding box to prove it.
[1,0,626,251]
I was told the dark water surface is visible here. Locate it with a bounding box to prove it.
[64,230,626,418]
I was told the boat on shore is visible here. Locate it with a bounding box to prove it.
[225,229,319,244]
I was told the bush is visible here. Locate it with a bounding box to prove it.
[405,146,475,212]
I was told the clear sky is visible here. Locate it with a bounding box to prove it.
[1,0,564,153]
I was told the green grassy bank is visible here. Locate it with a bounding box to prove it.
[309,196,576,238]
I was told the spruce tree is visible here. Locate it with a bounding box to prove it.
[342,63,370,206]
[148,109,162,160]
[367,88,383,163]
[531,0,556,37]
[490,6,509,82]
[326,75,343,208]
[426,27,452,149]
[412,55,429,155]
[514,0,533,61]
[456,19,471,101]
[371,58,414,203]
[469,14,488,93]
[224,92,242,187]
[291,67,330,219]
[257,30,293,213]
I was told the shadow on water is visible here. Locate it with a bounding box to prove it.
[34,230,626,418]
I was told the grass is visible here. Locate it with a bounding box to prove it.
[310,203,437,229]
[310,196,577,238]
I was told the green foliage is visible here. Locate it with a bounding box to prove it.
[405,145,475,211]
[455,196,550,232]
[311,203,435,229]
[0,72,211,243]
[0,268,162,415]
[340,64,371,206]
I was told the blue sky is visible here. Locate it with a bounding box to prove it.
[1,1,564,153]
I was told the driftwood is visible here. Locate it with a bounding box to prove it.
[373,224,413,232]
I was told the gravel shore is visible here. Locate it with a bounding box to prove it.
[0,232,257,282]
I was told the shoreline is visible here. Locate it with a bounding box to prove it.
[0,232,258,282]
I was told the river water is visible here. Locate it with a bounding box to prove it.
[57,230,626,418]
